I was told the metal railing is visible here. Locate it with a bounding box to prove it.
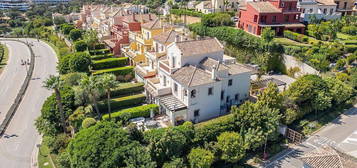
[0,38,35,137]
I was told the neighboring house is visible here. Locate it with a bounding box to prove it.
[135,30,191,82]
[145,38,253,125]
[196,0,240,13]
[334,0,355,15]
[237,0,305,36]
[30,0,71,4]
[0,0,29,11]
[298,0,341,23]
[52,13,80,23]
[104,14,157,56]
[122,18,176,66]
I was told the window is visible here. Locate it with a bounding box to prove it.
[208,87,213,95]
[184,90,188,96]
[330,8,334,15]
[336,1,340,9]
[226,96,230,103]
[194,110,200,117]
[171,56,176,68]
[272,16,277,23]
[235,94,239,101]
[174,83,178,92]
[323,8,327,14]
[303,8,305,13]
[221,91,224,100]
[191,89,196,98]
[163,76,167,86]
[146,32,150,39]
[281,2,284,7]
[309,8,313,13]
[344,2,347,9]
[228,79,233,86]
[254,15,258,22]
[284,15,289,22]
[161,45,164,51]
[295,14,299,20]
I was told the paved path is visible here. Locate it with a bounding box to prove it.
[283,55,319,77]
[0,41,30,125]
[264,104,357,168]
[0,39,57,168]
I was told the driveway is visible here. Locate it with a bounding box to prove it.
[0,39,57,168]
[264,104,357,168]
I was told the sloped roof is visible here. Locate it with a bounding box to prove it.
[152,30,191,44]
[316,0,336,5]
[175,38,224,57]
[171,65,216,87]
[300,146,357,168]
[248,1,281,13]
[141,18,172,29]
[122,14,157,23]
[200,57,253,75]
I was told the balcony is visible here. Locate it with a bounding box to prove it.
[136,34,152,45]
[159,60,174,74]
[135,63,157,79]
[145,51,167,60]
[145,77,171,97]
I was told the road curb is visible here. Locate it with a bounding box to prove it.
[0,38,35,137]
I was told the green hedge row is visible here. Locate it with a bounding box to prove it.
[0,45,4,64]
[102,104,159,121]
[98,94,146,112]
[100,82,144,99]
[92,57,128,70]
[91,53,114,60]
[284,30,309,43]
[89,49,110,55]
[92,66,134,76]
[170,9,205,17]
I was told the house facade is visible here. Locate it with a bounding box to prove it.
[237,0,305,36]
[334,0,355,15]
[145,38,252,125]
[196,0,240,14]
[298,0,341,23]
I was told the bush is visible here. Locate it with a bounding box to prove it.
[69,29,82,41]
[202,13,233,27]
[89,49,110,55]
[194,114,236,144]
[284,30,309,43]
[91,53,114,60]
[188,148,214,168]
[341,26,357,35]
[69,52,91,73]
[44,134,70,154]
[81,118,96,128]
[74,40,87,52]
[92,66,134,76]
[102,104,159,121]
[100,82,144,99]
[92,57,128,70]
[98,94,146,111]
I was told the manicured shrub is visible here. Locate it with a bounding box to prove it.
[284,30,309,43]
[102,104,159,121]
[100,82,144,99]
[91,53,114,60]
[341,26,357,35]
[98,94,146,111]
[81,118,96,128]
[92,57,128,70]
[89,49,110,55]
[92,66,134,76]
[74,40,87,52]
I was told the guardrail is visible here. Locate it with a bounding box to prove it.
[0,39,35,136]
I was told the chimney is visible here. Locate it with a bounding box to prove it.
[211,65,216,80]
[175,35,180,42]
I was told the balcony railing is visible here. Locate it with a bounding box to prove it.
[146,78,171,97]
[136,63,157,78]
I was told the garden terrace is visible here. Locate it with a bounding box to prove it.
[92,66,134,76]
[102,104,159,121]
[100,82,144,99]
[98,93,146,112]
[91,53,114,61]
[92,57,129,70]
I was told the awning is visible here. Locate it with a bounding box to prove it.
[159,94,187,112]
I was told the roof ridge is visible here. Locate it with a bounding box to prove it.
[165,30,174,43]
[188,66,197,87]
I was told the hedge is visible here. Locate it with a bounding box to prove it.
[0,45,4,64]
[283,30,309,43]
[91,54,114,60]
[194,114,236,144]
[98,94,146,112]
[102,104,159,121]
[100,82,144,99]
[88,43,106,50]
[89,49,110,55]
[92,66,134,76]
[92,57,128,70]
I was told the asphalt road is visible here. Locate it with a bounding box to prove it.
[264,104,357,168]
[0,39,57,168]
[0,41,29,124]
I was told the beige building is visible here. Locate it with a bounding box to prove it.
[334,0,356,15]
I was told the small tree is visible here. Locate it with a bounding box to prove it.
[69,52,91,73]
[43,75,66,133]
[77,75,103,118]
[74,40,88,52]
[261,27,275,43]
[188,147,214,168]
[99,73,118,120]
[69,29,82,41]
[216,132,246,163]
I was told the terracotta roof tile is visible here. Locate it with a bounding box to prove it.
[152,30,191,44]
[171,65,216,87]
[175,38,224,57]
[248,2,281,13]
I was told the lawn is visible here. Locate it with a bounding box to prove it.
[273,38,311,47]
[0,44,9,74]
[38,141,55,168]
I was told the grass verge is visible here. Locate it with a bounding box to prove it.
[38,141,54,168]
[0,44,9,74]
[273,38,311,47]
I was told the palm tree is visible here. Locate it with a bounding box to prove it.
[78,75,103,118]
[43,75,66,133]
[99,74,118,120]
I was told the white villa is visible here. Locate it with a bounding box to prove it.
[298,0,341,22]
[195,0,240,14]
[144,38,253,125]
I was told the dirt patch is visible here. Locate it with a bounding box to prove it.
[171,14,201,24]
